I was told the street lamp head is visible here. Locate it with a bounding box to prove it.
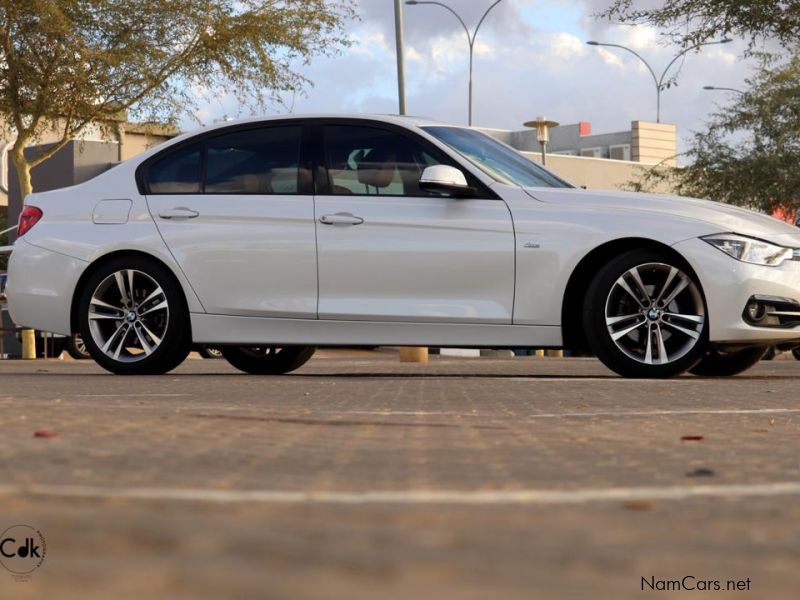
[720,38,733,44]
[586,40,599,46]
[405,1,419,4]
[702,86,715,90]
[523,117,560,144]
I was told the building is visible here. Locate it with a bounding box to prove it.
[0,119,178,217]
[480,120,678,192]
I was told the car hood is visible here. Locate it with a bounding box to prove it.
[525,187,800,246]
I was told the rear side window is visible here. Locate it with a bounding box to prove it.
[146,144,202,193]
[144,125,303,195]
[206,126,302,194]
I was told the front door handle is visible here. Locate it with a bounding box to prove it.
[319,212,364,226]
[158,207,199,220]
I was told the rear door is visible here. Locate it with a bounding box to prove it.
[144,123,318,318]
[314,121,516,324]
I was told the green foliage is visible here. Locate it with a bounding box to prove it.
[630,53,800,212]
[601,0,800,48]
[0,0,355,195]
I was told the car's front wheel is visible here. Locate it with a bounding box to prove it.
[689,346,767,377]
[583,249,708,378]
[78,257,191,374]
[221,346,316,375]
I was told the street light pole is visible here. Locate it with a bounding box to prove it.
[406,0,505,126]
[587,39,732,123]
[394,0,407,115]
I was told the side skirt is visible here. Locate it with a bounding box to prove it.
[191,314,562,347]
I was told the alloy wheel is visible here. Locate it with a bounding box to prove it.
[604,262,705,365]
[74,334,87,355]
[87,269,170,363]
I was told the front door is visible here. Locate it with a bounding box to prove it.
[145,124,317,318]
[314,123,515,324]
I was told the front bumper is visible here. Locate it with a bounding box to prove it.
[6,239,88,335]
[674,237,800,344]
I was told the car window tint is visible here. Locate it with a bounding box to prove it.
[146,144,202,194]
[324,125,442,197]
[205,126,302,194]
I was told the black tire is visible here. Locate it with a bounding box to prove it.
[762,346,777,361]
[77,256,191,375]
[222,346,316,375]
[197,346,224,359]
[689,346,768,377]
[65,333,92,360]
[793,346,800,361]
[583,249,708,378]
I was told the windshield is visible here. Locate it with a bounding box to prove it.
[423,126,572,189]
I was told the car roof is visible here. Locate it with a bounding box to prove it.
[127,113,463,169]
[184,113,453,136]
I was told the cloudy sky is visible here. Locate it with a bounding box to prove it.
[188,0,761,154]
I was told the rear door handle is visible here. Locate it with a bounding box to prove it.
[319,212,364,226]
[158,207,199,220]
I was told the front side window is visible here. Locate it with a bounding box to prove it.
[205,126,302,194]
[423,126,572,189]
[146,144,202,194]
[324,125,443,196]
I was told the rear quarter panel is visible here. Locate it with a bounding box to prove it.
[17,164,205,315]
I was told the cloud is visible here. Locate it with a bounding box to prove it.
[181,0,766,157]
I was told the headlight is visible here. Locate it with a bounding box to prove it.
[702,233,795,267]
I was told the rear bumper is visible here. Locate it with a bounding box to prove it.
[6,239,88,335]
[674,237,800,344]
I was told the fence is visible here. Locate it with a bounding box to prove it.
[0,224,13,254]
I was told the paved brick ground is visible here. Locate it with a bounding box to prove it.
[0,351,799,598]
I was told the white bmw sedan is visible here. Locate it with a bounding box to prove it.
[7,114,800,377]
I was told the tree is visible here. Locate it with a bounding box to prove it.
[0,0,354,199]
[0,211,7,269]
[601,0,800,48]
[602,0,800,212]
[630,53,800,212]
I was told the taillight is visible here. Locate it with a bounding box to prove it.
[17,206,43,237]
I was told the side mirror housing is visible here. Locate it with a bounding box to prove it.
[419,165,474,197]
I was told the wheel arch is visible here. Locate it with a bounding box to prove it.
[561,237,702,354]
[69,249,193,336]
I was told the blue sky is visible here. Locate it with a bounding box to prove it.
[186,0,759,156]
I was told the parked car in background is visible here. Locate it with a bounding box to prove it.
[64,333,92,359]
[196,346,224,359]
[7,114,800,377]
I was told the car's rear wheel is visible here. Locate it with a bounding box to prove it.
[78,257,191,375]
[689,346,767,377]
[583,249,708,378]
[221,346,316,375]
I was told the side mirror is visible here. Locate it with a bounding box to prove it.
[419,165,473,197]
